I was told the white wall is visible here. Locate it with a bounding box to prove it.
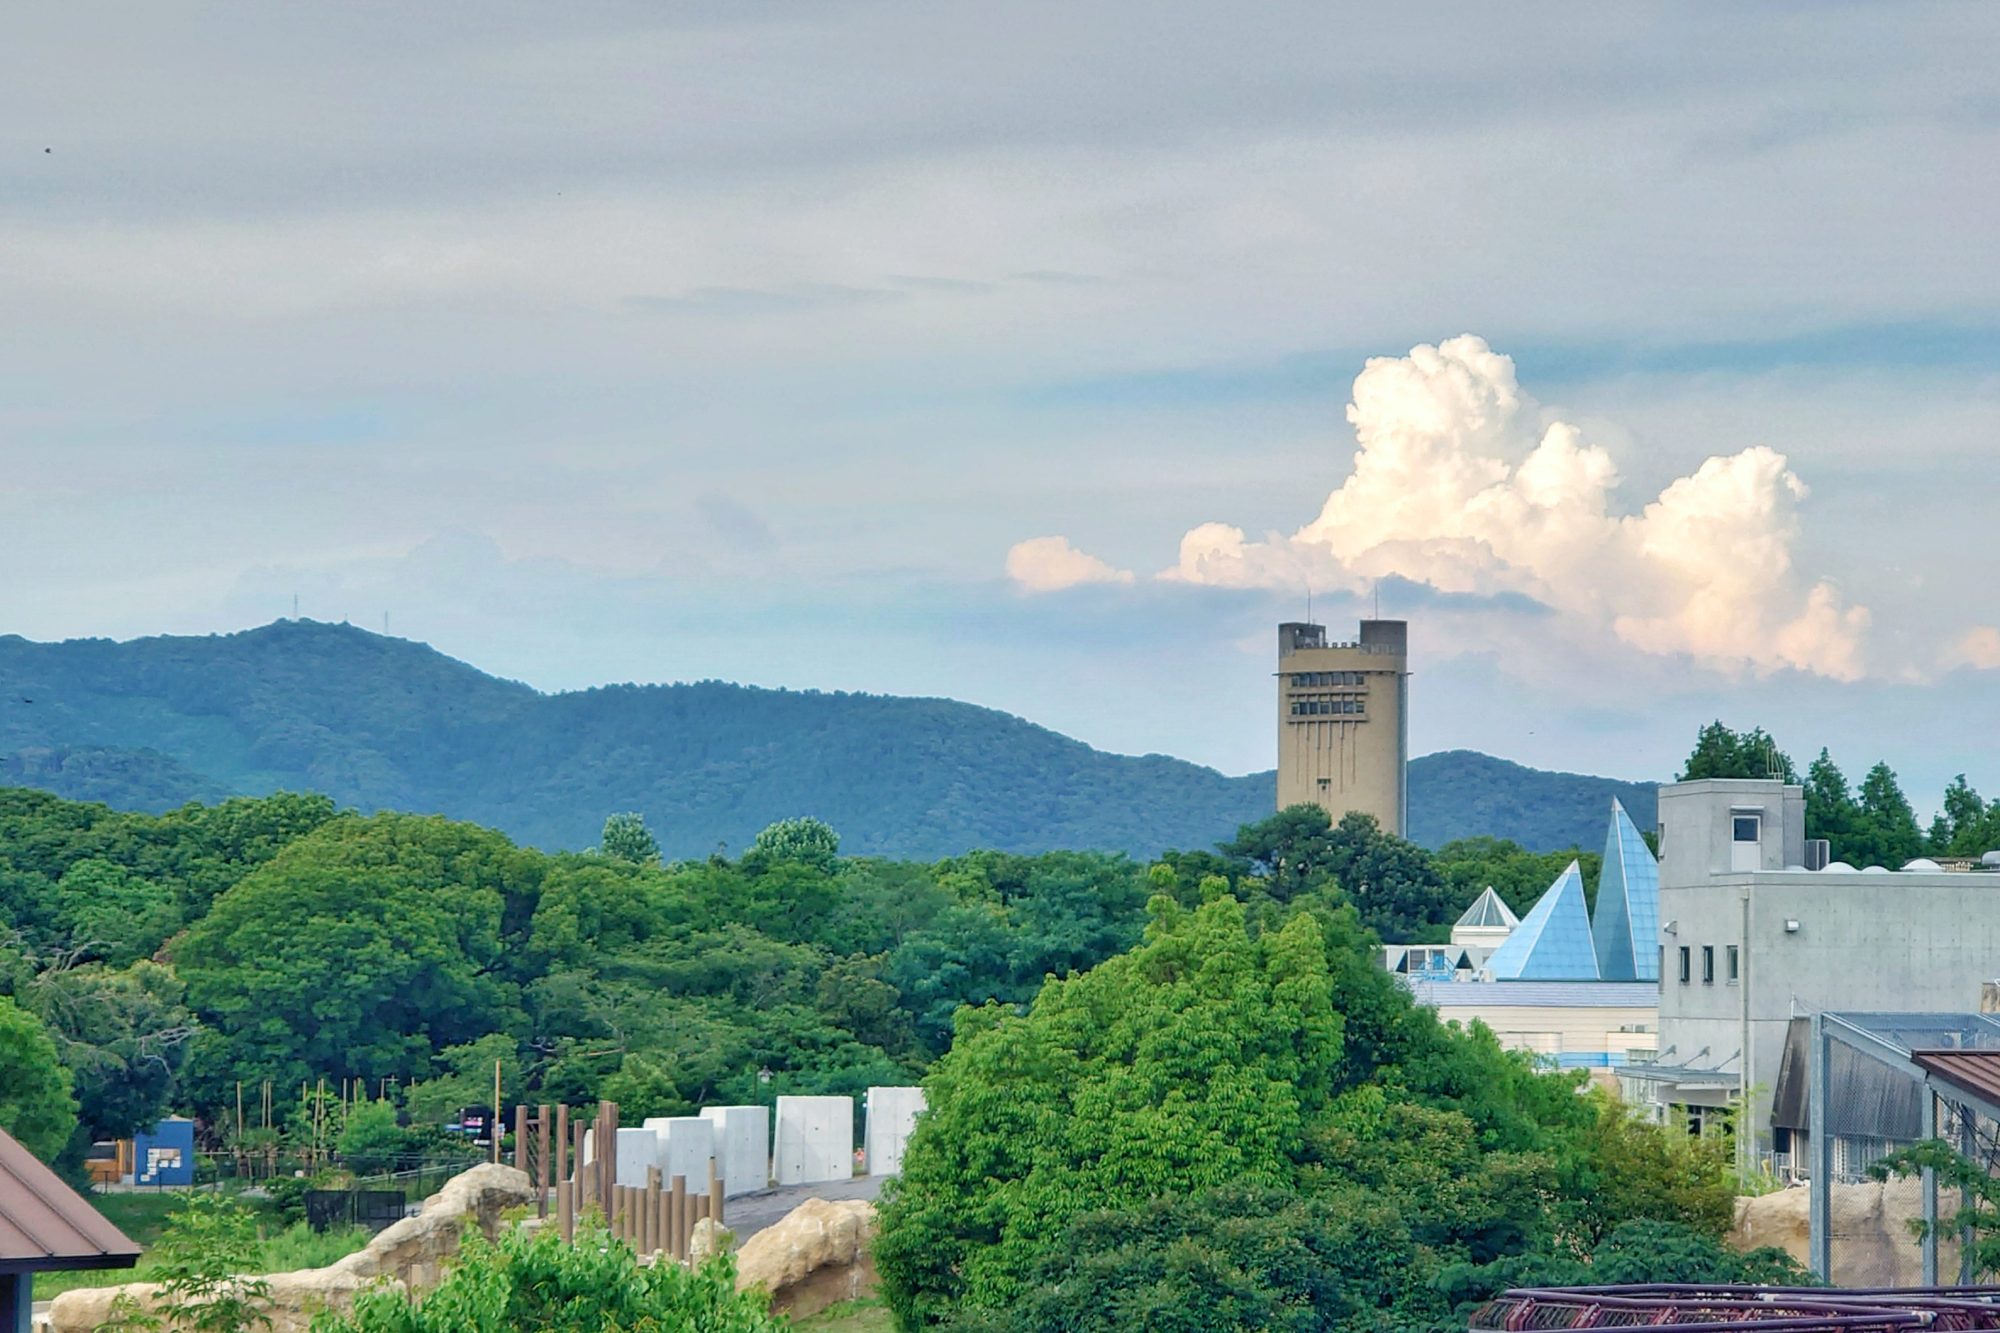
[642,1116,715,1187]
[864,1086,925,1176]
[774,1096,852,1186]
[700,1105,770,1197]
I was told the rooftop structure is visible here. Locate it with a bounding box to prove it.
[1592,798,1660,981]
[0,1125,141,1329]
[1451,887,1519,947]
[1484,862,1599,981]
[1628,778,2000,1165]
[1275,619,1409,836]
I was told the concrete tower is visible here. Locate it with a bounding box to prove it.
[1276,619,1409,835]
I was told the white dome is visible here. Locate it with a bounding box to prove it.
[1861,865,1891,874]
[1822,861,1859,873]
[1903,858,1942,872]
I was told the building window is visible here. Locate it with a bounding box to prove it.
[1733,815,1761,844]
[1727,945,1739,984]
[1701,946,1715,984]
[1678,947,1691,984]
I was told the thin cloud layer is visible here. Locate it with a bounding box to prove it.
[1019,336,1870,680]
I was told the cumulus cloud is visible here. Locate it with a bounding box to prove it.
[1049,336,1871,678]
[1006,536,1136,592]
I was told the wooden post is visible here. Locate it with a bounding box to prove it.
[669,1174,687,1260]
[557,1178,574,1243]
[513,1104,528,1173]
[555,1105,570,1196]
[572,1120,590,1216]
[708,1166,724,1239]
[681,1173,697,1259]
[491,1061,502,1165]
[642,1167,660,1254]
[537,1105,552,1219]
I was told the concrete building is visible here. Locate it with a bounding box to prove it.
[1623,777,2000,1161]
[1406,978,1660,1086]
[1276,619,1410,835]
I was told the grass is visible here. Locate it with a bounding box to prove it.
[795,1297,895,1331]
[33,1201,371,1303]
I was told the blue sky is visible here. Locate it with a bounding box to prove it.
[2,3,1997,811]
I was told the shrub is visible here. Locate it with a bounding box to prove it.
[311,1221,783,1332]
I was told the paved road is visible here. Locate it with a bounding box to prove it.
[719,1175,884,1242]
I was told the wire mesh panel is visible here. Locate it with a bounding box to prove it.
[1814,1013,2000,1286]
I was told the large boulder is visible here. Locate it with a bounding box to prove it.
[733,1197,877,1319]
[1731,1175,1957,1285]
[50,1163,534,1333]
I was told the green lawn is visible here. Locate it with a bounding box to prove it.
[33,1192,369,1302]
[795,1298,895,1331]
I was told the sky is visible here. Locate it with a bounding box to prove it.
[3,3,1997,808]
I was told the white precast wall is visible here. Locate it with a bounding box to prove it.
[700,1105,770,1197]
[642,1116,716,1187]
[864,1086,926,1176]
[582,1126,665,1185]
[773,1095,852,1186]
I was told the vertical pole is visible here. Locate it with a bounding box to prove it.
[572,1121,589,1215]
[492,1061,502,1165]
[669,1174,687,1260]
[558,1178,574,1243]
[1963,1106,1979,1284]
[708,1160,724,1242]
[680,1172,697,1259]
[1921,1086,1939,1286]
[645,1167,662,1255]
[513,1105,528,1173]
[538,1106,552,1219]
[664,1176,680,1264]
[1809,1012,1833,1280]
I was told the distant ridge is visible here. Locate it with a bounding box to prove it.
[0,622,1654,858]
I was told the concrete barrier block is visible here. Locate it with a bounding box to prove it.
[700,1105,771,1196]
[774,1096,852,1186]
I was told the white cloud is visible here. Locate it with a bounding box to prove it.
[1006,536,1135,592]
[1080,336,1872,678]
[1949,627,2000,671]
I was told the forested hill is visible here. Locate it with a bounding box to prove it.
[0,621,1654,857]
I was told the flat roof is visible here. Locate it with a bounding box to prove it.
[0,1127,141,1274]
[1403,978,1657,1008]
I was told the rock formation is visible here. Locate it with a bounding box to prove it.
[732,1197,878,1319]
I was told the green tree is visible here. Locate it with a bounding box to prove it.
[1803,749,1857,857]
[1557,1094,1735,1246]
[0,994,78,1162]
[5,956,193,1143]
[1220,805,1339,902]
[339,1098,412,1176]
[1849,762,1925,868]
[598,812,660,865]
[1320,811,1454,941]
[317,1220,782,1333]
[175,813,540,1091]
[401,1034,522,1127]
[876,895,1343,1323]
[1434,837,1599,920]
[748,816,841,868]
[1680,722,1795,782]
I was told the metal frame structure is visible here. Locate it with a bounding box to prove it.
[1471,1285,2000,1331]
[1808,1012,2000,1282]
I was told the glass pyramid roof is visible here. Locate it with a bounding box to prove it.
[1591,798,1660,982]
[1483,861,1599,980]
[1455,886,1521,930]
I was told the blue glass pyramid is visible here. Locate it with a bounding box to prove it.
[1591,798,1660,982]
[1484,860,1599,980]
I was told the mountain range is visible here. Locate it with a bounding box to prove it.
[0,621,1657,858]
